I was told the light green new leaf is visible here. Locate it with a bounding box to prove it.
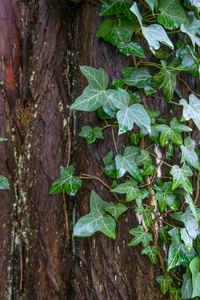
[180,94,200,130]
[73,191,116,239]
[115,146,143,182]
[181,137,200,171]
[156,275,173,294]
[134,206,155,227]
[169,287,182,300]
[180,228,193,252]
[158,0,186,30]
[49,166,82,196]
[100,0,134,18]
[155,182,178,212]
[181,270,192,300]
[0,175,10,190]
[170,164,193,194]
[103,202,127,221]
[170,207,200,239]
[111,180,140,201]
[181,13,200,48]
[189,256,200,298]
[79,126,104,144]
[167,228,196,272]
[141,246,159,264]
[128,226,153,247]
[123,67,155,88]
[0,137,7,142]
[158,226,168,243]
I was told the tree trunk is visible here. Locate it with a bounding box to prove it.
[0,1,199,299]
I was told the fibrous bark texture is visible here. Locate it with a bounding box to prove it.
[0,1,199,300]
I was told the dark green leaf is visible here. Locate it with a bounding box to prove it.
[158,225,168,243]
[121,67,134,78]
[143,85,156,95]
[0,175,10,190]
[156,275,173,294]
[136,189,150,207]
[118,41,145,57]
[155,182,178,212]
[103,202,127,221]
[141,245,159,264]
[49,166,82,196]
[128,226,153,247]
[181,270,192,300]
[111,179,140,201]
[155,48,170,59]
[135,206,155,227]
[189,256,200,298]
[170,164,193,194]
[103,151,116,178]
[123,67,155,88]
[169,287,182,300]
[100,0,134,18]
[180,94,200,130]
[73,191,116,239]
[129,132,140,145]
[79,126,104,144]
[181,13,200,48]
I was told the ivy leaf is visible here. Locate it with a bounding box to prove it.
[103,202,127,221]
[123,67,155,88]
[131,3,174,53]
[181,137,200,171]
[170,164,193,194]
[134,206,155,227]
[180,228,193,252]
[129,132,140,145]
[181,13,200,48]
[109,89,151,134]
[117,42,145,57]
[169,287,182,300]
[181,270,192,300]
[189,256,200,298]
[100,0,134,19]
[128,226,153,247]
[136,189,150,207]
[180,94,200,130]
[155,275,173,294]
[156,117,192,146]
[144,0,157,14]
[103,151,116,178]
[158,226,168,243]
[70,66,111,112]
[158,0,186,30]
[0,175,10,190]
[184,191,198,225]
[141,246,159,264]
[79,126,104,144]
[155,182,178,212]
[136,149,156,176]
[170,207,200,239]
[167,228,196,272]
[177,46,199,76]
[49,166,82,196]
[115,146,143,182]
[73,191,116,239]
[111,179,140,201]
[0,137,7,142]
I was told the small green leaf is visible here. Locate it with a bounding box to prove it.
[111,180,140,201]
[0,137,7,142]
[143,85,156,95]
[0,175,10,190]
[180,94,200,130]
[141,246,159,264]
[135,206,155,227]
[144,0,157,14]
[49,166,82,196]
[169,287,182,300]
[155,182,178,212]
[180,228,193,252]
[100,0,134,19]
[121,67,134,78]
[181,270,192,300]
[79,126,104,144]
[170,164,193,194]
[156,275,173,294]
[73,191,116,239]
[189,256,200,298]
[136,189,150,207]
[158,225,168,243]
[103,202,127,221]
[123,67,155,88]
[103,151,116,178]
[128,226,153,247]
[129,132,140,145]
[181,137,200,171]
[115,146,143,182]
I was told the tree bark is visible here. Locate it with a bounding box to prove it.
[0,1,199,299]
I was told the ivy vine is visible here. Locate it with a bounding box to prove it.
[50,0,200,298]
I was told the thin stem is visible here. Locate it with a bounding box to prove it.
[101,124,118,131]
[98,0,104,3]
[79,174,111,190]
[178,75,200,98]
[132,54,137,69]
[148,152,173,168]
[195,171,200,204]
[112,127,118,154]
[150,94,182,106]
[171,272,183,282]
[162,220,182,229]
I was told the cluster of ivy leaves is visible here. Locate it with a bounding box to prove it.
[50,0,200,299]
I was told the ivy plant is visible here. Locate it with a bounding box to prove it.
[50,0,200,298]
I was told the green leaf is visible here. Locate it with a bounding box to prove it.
[103,202,127,221]
[170,164,193,194]
[180,94,200,130]
[158,226,169,243]
[103,151,116,178]
[100,0,134,19]
[128,226,153,247]
[143,85,156,96]
[136,149,156,176]
[156,275,173,294]
[111,180,140,201]
[121,67,134,78]
[0,175,10,190]
[181,137,200,171]
[141,245,159,264]
[136,189,150,207]
[115,146,143,182]
[117,42,145,57]
[155,182,178,212]
[181,270,192,300]
[184,191,198,225]
[189,256,200,298]
[180,228,193,252]
[158,0,186,30]
[129,132,140,145]
[170,207,200,239]
[79,126,104,144]
[73,191,116,239]
[134,206,155,227]
[167,228,196,272]
[49,166,82,196]
[181,13,200,48]
[109,89,151,134]
[123,67,155,88]
[169,287,182,300]
[177,46,199,76]
[0,137,7,142]
[144,0,157,14]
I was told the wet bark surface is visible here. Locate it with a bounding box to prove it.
[0,1,199,299]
